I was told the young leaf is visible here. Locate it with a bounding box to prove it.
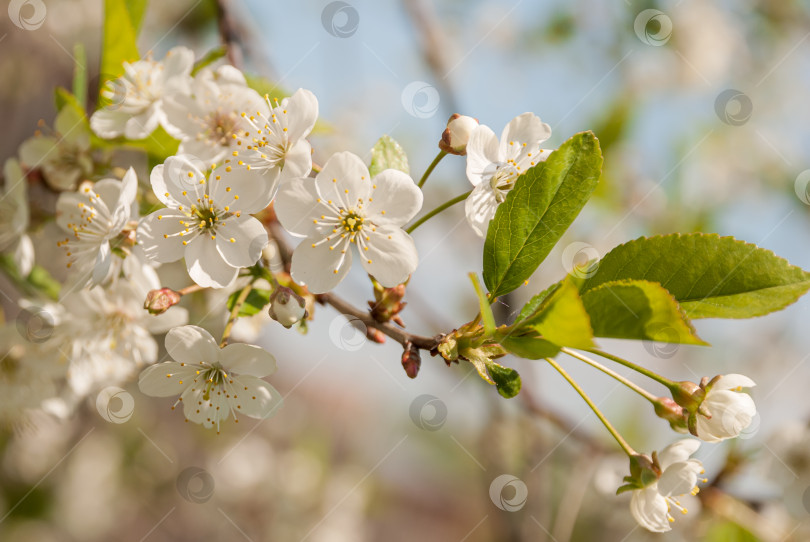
[124,0,148,32]
[517,277,594,349]
[514,281,561,323]
[192,46,228,76]
[483,131,602,298]
[226,288,272,317]
[581,233,810,319]
[101,0,140,82]
[72,43,88,109]
[580,279,706,344]
[487,363,522,398]
[369,135,410,178]
[501,335,560,360]
[469,272,496,337]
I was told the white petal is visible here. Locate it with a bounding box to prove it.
[280,138,313,180]
[214,64,247,86]
[19,136,58,168]
[659,459,702,497]
[111,168,138,229]
[220,343,277,377]
[713,373,756,390]
[91,242,112,286]
[165,325,220,365]
[13,235,34,276]
[290,237,352,294]
[137,210,188,263]
[360,227,418,287]
[315,152,372,207]
[657,439,701,470]
[211,163,276,214]
[366,169,423,226]
[464,181,499,237]
[229,376,283,419]
[138,362,197,397]
[274,178,323,237]
[156,155,208,206]
[498,112,551,159]
[161,46,195,83]
[630,486,671,533]
[465,125,500,186]
[215,217,268,268]
[90,109,129,139]
[186,235,238,288]
[147,306,189,334]
[697,390,756,441]
[124,105,160,139]
[284,88,318,142]
[182,385,229,429]
[161,92,206,138]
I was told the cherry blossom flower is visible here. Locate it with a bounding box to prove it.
[439,114,479,155]
[55,168,138,288]
[138,325,282,431]
[19,106,93,191]
[274,152,422,294]
[233,88,318,192]
[0,158,34,276]
[464,112,552,237]
[90,46,194,140]
[694,374,756,442]
[162,65,267,163]
[137,155,271,288]
[626,440,706,532]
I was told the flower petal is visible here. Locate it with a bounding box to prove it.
[360,227,418,287]
[290,237,352,294]
[19,136,58,168]
[283,88,318,143]
[315,152,372,208]
[630,486,671,533]
[229,376,283,419]
[658,439,700,470]
[274,178,324,237]
[659,459,702,497]
[280,138,313,180]
[220,343,277,377]
[464,181,499,237]
[165,325,220,365]
[90,109,129,139]
[139,362,198,397]
[137,210,189,263]
[215,216,268,268]
[366,169,423,226]
[211,162,276,214]
[124,105,160,139]
[112,168,138,229]
[714,373,756,391]
[498,112,551,160]
[465,124,500,186]
[186,235,238,288]
[154,155,208,208]
[91,241,112,286]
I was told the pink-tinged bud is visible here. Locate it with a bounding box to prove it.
[144,288,181,315]
[439,114,479,155]
[366,327,386,344]
[369,281,408,324]
[401,342,421,379]
[671,380,704,412]
[268,287,308,328]
[654,397,688,432]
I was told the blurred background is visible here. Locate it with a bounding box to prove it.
[2,0,810,540]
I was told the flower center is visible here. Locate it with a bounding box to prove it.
[341,210,364,233]
[488,162,520,202]
[207,111,239,146]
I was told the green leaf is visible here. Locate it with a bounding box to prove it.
[369,135,410,178]
[703,522,758,542]
[192,46,227,76]
[27,266,62,301]
[580,279,706,344]
[487,363,522,398]
[518,277,594,348]
[469,273,495,336]
[514,281,560,323]
[101,0,140,83]
[226,288,272,317]
[54,88,87,121]
[581,233,810,319]
[124,0,148,32]
[501,334,560,360]
[483,131,603,298]
[72,43,88,109]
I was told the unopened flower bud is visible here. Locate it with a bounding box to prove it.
[671,380,704,412]
[653,397,688,432]
[439,114,479,155]
[268,287,307,328]
[144,288,181,315]
[401,342,421,379]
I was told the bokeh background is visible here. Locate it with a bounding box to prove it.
[2,0,810,540]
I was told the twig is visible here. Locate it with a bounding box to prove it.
[216,0,244,69]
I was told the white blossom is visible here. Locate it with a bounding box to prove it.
[162,65,267,163]
[19,106,93,191]
[695,374,756,442]
[630,440,705,532]
[464,112,552,237]
[275,151,422,294]
[138,155,272,288]
[138,325,282,431]
[90,46,194,140]
[0,158,34,276]
[55,168,138,288]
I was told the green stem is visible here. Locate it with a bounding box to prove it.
[405,190,472,234]
[221,282,254,347]
[545,357,636,456]
[561,348,658,403]
[417,150,447,189]
[588,349,677,390]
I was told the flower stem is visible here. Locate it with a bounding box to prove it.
[405,190,472,234]
[417,150,447,189]
[545,357,636,456]
[178,284,206,296]
[587,349,677,390]
[221,283,253,347]
[561,348,658,403]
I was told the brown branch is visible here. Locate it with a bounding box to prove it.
[216,0,244,69]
